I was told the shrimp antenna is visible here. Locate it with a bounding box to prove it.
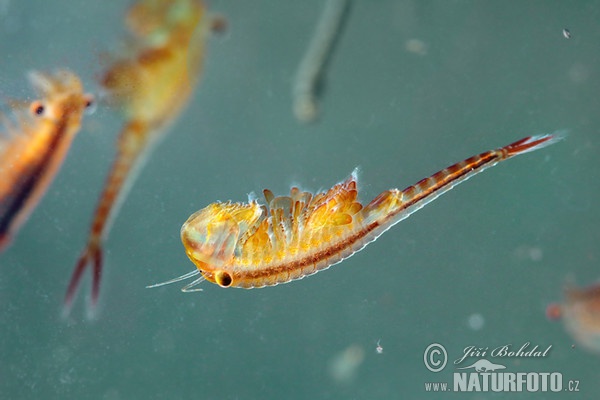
[146,269,200,289]
[181,276,206,292]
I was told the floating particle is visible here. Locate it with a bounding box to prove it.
[514,245,543,262]
[405,38,427,55]
[467,313,485,331]
[329,344,365,383]
[528,247,543,262]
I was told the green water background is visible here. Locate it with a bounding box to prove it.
[0,1,599,399]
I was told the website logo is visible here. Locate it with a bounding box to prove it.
[423,343,580,393]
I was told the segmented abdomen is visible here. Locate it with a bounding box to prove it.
[228,134,561,288]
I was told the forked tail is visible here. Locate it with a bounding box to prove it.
[63,241,103,317]
[0,233,10,253]
[63,122,147,316]
[499,133,565,157]
[361,132,565,231]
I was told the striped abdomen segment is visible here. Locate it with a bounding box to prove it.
[361,133,562,243]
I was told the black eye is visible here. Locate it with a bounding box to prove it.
[215,271,233,287]
[30,101,45,116]
[83,95,96,115]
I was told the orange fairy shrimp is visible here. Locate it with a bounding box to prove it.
[0,71,94,252]
[148,133,564,292]
[64,0,224,314]
[547,283,600,354]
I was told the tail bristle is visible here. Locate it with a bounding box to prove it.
[503,130,567,157]
[63,243,103,317]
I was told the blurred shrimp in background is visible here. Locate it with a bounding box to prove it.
[0,70,94,252]
[548,282,600,354]
[64,0,225,315]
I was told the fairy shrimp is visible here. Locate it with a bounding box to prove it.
[64,0,224,314]
[547,283,600,353]
[148,133,564,292]
[293,0,351,123]
[0,70,94,252]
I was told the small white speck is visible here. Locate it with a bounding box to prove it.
[376,339,383,354]
[562,28,571,39]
